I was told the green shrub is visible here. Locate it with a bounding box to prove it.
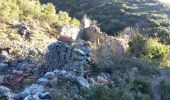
[133,92,150,100]
[40,3,58,24]
[160,79,170,100]
[94,51,160,75]
[131,78,151,95]
[81,86,119,100]
[145,39,170,60]
[0,0,80,26]
[0,0,20,23]
[121,90,150,100]
[129,34,148,57]
[121,90,134,100]
[128,58,160,75]
[51,89,64,100]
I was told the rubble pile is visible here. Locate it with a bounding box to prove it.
[0,40,113,100]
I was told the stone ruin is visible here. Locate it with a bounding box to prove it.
[78,15,129,57]
[45,40,91,76]
[78,16,107,46]
[101,36,129,57]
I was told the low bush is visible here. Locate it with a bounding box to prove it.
[131,78,151,95]
[93,50,160,75]
[129,34,148,57]
[121,90,135,100]
[81,86,120,100]
[121,90,150,100]
[160,79,170,100]
[145,39,170,60]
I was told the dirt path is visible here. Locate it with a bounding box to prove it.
[150,69,170,100]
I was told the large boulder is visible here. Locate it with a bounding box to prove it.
[16,23,33,41]
[0,86,14,100]
[0,63,8,71]
[0,47,11,63]
[16,84,49,100]
[57,24,80,41]
[77,76,90,88]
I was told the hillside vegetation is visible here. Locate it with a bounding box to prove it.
[0,0,79,26]
[42,0,170,44]
[0,0,80,60]
[0,0,170,100]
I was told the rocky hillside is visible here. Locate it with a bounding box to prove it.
[0,0,170,100]
[42,0,170,44]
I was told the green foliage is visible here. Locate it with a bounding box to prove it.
[81,81,152,100]
[121,91,134,100]
[81,86,119,100]
[0,0,80,26]
[145,39,170,60]
[94,46,160,74]
[129,34,148,57]
[39,3,58,24]
[127,58,160,75]
[113,57,159,75]
[160,79,170,100]
[70,18,80,27]
[121,90,150,100]
[46,0,170,44]
[0,0,20,23]
[149,27,170,43]
[131,78,151,95]
[51,89,64,100]
[129,34,170,67]
[133,92,150,100]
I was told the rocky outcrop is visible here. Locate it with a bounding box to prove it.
[0,47,11,63]
[0,86,14,100]
[16,23,33,41]
[56,24,80,41]
[81,15,92,28]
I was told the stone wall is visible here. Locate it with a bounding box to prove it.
[101,36,129,57]
[45,40,91,75]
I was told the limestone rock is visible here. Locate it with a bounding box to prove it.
[77,76,90,88]
[23,84,45,95]
[74,39,91,54]
[81,15,92,28]
[0,63,8,71]
[0,49,10,63]
[0,86,14,99]
[39,92,51,99]
[57,24,80,41]
[0,86,11,95]
[44,72,55,80]
[37,78,48,85]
